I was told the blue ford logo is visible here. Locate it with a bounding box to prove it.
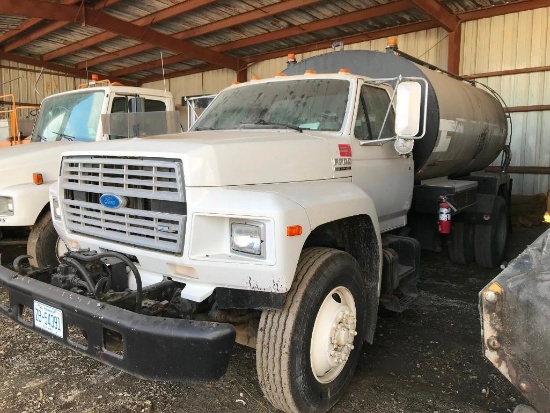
[100,194,126,209]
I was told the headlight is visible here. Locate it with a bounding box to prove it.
[51,196,62,220]
[231,222,264,256]
[0,197,14,216]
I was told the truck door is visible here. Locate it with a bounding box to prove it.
[351,83,414,233]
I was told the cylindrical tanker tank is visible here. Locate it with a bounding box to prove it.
[283,49,508,181]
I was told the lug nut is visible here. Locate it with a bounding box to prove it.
[485,290,498,303]
[487,336,501,350]
[519,381,531,393]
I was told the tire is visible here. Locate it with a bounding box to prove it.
[475,196,509,268]
[256,247,367,413]
[448,221,475,264]
[27,211,66,267]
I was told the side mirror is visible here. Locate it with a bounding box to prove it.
[394,81,422,138]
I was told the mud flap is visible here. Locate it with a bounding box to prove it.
[480,228,550,413]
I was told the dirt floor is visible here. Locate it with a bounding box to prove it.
[1,223,548,413]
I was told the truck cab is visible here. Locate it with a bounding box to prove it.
[0,81,175,267]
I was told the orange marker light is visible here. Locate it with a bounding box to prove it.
[275,72,286,77]
[304,69,316,75]
[33,173,43,185]
[232,81,240,85]
[91,73,99,81]
[338,68,351,74]
[387,37,398,47]
[287,225,303,236]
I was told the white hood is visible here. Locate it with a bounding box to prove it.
[0,141,89,187]
[60,130,338,186]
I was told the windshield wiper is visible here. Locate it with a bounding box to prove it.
[252,119,304,133]
[52,132,75,141]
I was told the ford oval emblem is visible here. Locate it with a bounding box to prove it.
[100,194,126,209]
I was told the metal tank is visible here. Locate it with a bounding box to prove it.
[283,48,508,181]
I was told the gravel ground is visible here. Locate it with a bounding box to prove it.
[1,223,548,413]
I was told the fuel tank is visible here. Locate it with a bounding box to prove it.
[283,49,508,180]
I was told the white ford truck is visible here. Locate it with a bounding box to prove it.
[0,45,511,413]
[0,81,175,267]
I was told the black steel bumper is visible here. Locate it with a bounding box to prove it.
[0,264,236,381]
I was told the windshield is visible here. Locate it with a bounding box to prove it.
[32,90,105,142]
[192,79,350,132]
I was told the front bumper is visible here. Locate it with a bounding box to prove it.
[0,264,236,381]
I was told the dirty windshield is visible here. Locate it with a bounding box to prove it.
[192,79,350,132]
[31,90,104,142]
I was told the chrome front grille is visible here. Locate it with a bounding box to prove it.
[61,156,186,254]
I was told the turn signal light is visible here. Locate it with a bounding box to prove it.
[287,225,303,236]
[33,173,43,185]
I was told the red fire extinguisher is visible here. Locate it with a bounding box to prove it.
[438,195,451,234]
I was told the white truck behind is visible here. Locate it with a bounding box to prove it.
[0,80,175,267]
[0,43,511,413]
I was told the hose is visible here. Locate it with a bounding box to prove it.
[69,251,143,313]
[61,257,96,296]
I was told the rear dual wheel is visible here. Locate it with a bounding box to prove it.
[448,221,475,265]
[448,196,509,269]
[256,247,367,413]
[475,196,509,269]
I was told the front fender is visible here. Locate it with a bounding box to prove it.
[0,181,53,227]
[268,180,380,234]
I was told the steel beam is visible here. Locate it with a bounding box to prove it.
[0,0,239,70]
[448,25,461,75]
[123,0,413,77]
[3,0,124,52]
[0,51,135,85]
[139,20,438,84]
[410,0,459,32]
[74,0,323,70]
[46,0,217,62]
[460,0,550,21]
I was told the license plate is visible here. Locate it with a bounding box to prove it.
[34,300,64,338]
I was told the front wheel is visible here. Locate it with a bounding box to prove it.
[27,211,66,267]
[256,247,367,413]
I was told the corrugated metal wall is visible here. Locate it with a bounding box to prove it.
[462,7,550,195]
[0,60,87,124]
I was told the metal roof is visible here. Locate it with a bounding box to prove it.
[0,0,545,85]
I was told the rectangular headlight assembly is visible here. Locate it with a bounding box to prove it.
[230,221,265,257]
[0,196,14,216]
